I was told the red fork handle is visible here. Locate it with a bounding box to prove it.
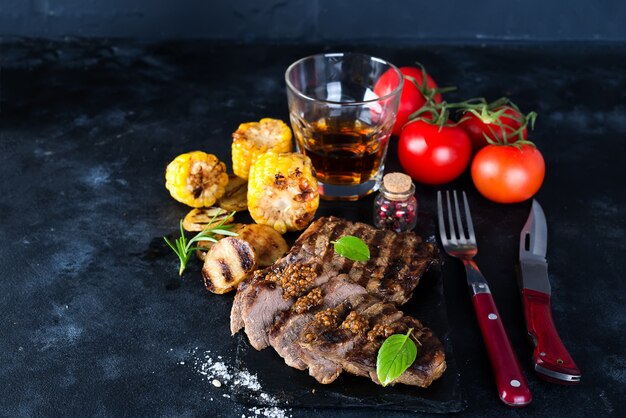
[523,289,581,384]
[472,292,532,406]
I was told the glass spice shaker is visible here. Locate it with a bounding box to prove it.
[373,172,418,232]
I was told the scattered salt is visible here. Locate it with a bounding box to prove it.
[193,350,233,383]
[245,406,293,418]
[192,348,291,417]
[258,392,278,406]
[233,369,262,391]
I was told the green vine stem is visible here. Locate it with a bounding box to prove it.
[456,97,538,146]
[405,62,457,104]
[406,95,539,148]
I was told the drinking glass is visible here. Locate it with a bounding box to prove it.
[285,53,403,200]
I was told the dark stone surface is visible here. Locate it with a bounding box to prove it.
[2,0,626,42]
[0,40,625,417]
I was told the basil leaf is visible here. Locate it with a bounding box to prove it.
[376,329,418,387]
[331,235,370,262]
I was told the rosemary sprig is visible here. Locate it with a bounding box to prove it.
[163,211,238,276]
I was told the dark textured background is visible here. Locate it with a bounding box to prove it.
[1,0,626,42]
[0,40,624,417]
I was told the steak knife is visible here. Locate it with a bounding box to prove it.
[519,200,581,384]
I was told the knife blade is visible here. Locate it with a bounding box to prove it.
[519,200,581,384]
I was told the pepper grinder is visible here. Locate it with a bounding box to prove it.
[373,172,418,232]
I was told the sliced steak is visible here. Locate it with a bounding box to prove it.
[343,314,446,387]
[285,217,435,305]
[231,265,336,349]
[268,275,369,380]
[231,217,435,335]
[240,280,291,350]
[268,279,446,388]
[300,296,446,387]
[230,216,444,388]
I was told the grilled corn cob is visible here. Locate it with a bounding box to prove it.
[232,118,292,179]
[165,151,229,208]
[247,152,319,234]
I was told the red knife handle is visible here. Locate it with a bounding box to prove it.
[472,292,532,406]
[523,289,581,384]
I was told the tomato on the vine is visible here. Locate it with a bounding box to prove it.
[398,119,472,185]
[460,105,527,152]
[375,66,442,137]
[471,144,545,203]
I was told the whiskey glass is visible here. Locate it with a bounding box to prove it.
[285,53,402,200]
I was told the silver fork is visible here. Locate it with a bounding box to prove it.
[437,190,532,407]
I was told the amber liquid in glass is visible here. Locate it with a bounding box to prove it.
[296,119,389,186]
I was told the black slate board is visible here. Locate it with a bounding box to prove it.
[230,259,464,413]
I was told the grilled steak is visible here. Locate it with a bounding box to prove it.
[300,291,446,387]
[268,275,370,382]
[231,217,434,335]
[230,216,445,387]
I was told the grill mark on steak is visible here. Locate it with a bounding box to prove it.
[363,229,403,295]
[230,216,443,387]
[321,221,352,269]
[337,225,365,274]
[346,225,380,284]
[270,311,313,370]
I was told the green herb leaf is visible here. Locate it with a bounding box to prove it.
[376,329,419,387]
[331,235,370,262]
[164,211,237,276]
[209,228,239,236]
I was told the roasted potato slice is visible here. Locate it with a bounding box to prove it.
[236,224,289,267]
[195,223,245,261]
[217,175,248,212]
[202,237,256,294]
[182,207,233,232]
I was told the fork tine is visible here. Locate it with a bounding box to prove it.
[445,191,458,244]
[462,191,476,244]
[452,190,467,243]
[437,191,448,245]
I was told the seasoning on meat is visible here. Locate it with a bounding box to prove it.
[313,308,340,328]
[340,311,369,336]
[367,323,396,342]
[266,263,317,300]
[292,288,323,314]
[303,307,340,343]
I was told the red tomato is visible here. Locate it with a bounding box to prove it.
[459,106,527,152]
[471,144,545,203]
[398,120,472,185]
[375,67,442,137]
